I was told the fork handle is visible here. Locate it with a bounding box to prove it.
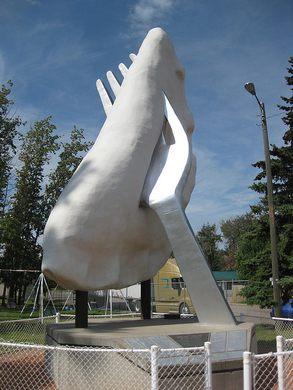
[151,196,236,325]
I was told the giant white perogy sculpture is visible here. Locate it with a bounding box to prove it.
[42,28,235,325]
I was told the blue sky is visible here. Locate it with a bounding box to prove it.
[1,0,292,232]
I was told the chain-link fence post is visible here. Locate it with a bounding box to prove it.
[40,273,44,324]
[276,335,284,390]
[151,345,159,390]
[204,341,212,390]
[243,351,252,390]
[55,312,60,323]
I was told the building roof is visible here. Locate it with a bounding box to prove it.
[212,271,238,281]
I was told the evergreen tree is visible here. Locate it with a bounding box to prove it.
[237,57,293,307]
[196,223,223,270]
[0,117,59,304]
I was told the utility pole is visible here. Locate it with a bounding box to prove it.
[245,82,282,317]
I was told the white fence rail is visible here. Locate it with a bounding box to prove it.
[243,336,293,390]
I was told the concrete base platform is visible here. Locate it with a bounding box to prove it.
[46,317,256,390]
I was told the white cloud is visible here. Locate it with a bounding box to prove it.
[25,0,40,5]
[128,0,179,37]
[28,20,66,36]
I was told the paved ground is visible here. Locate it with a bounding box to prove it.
[230,303,273,324]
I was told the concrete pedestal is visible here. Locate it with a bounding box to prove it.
[46,317,256,390]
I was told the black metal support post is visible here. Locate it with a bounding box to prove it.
[75,290,88,328]
[141,279,151,319]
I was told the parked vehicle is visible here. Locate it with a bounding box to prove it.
[152,258,195,314]
[271,299,293,318]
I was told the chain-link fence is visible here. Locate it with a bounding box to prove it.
[0,315,58,344]
[0,314,77,344]
[0,342,211,390]
[156,344,211,390]
[1,314,292,389]
[277,336,293,390]
[273,317,293,340]
[0,315,211,389]
[243,336,293,390]
[283,337,293,352]
[0,342,151,390]
[237,315,293,354]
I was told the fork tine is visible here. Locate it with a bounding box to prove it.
[118,63,128,77]
[106,71,120,97]
[129,53,136,62]
[96,79,113,116]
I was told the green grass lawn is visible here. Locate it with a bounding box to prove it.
[0,306,42,321]
[0,329,45,344]
[0,305,132,321]
[255,324,276,353]
[0,306,278,352]
[0,306,134,345]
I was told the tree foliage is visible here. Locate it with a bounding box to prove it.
[196,223,223,270]
[220,213,255,270]
[236,57,293,307]
[0,80,93,306]
[43,126,92,222]
[0,117,59,303]
[0,81,22,215]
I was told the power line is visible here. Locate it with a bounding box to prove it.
[266,112,283,119]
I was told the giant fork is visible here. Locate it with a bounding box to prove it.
[96,55,236,325]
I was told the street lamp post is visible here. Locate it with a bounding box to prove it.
[244,82,282,317]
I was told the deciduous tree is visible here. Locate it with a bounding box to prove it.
[43,126,92,222]
[0,117,59,304]
[196,223,223,270]
[0,81,22,215]
[220,213,254,269]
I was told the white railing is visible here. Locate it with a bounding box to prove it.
[243,336,293,390]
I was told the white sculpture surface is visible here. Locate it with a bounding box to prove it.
[144,93,235,324]
[42,27,235,325]
[42,28,195,291]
